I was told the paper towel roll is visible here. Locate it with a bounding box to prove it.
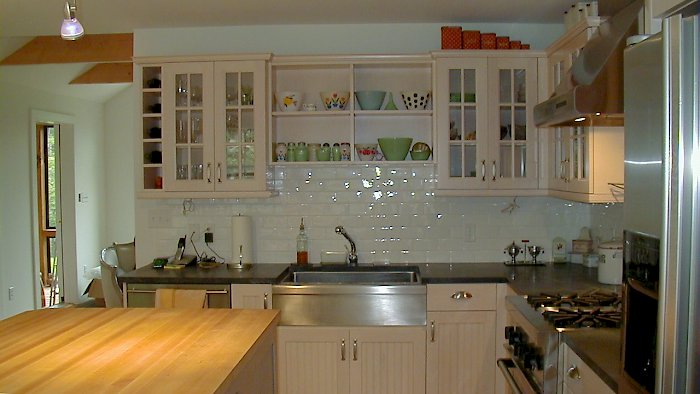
[231,215,253,265]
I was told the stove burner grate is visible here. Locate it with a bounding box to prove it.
[542,307,622,328]
[526,289,621,308]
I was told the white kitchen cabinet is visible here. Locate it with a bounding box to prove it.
[561,342,615,394]
[426,283,500,394]
[545,18,625,203]
[230,283,271,309]
[434,52,543,195]
[277,325,426,394]
[136,55,272,198]
[269,55,434,164]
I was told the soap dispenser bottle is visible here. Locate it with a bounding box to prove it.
[296,218,308,265]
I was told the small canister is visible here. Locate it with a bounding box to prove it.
[597,240,623,284]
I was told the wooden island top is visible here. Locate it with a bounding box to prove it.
[0,308,279,393]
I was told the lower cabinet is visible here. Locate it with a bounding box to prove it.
[426,284,499,394]
[561,343,614,394]
[277,326,426,394]
[231,283,271,309]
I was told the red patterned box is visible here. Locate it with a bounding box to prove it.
[480,33,496,49]
[461,30,481,49]
[441,26,463,49]
[496,36,510,49]
[521,44,530,49]
[509,40,521,49]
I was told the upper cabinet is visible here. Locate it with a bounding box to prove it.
[544,19,624,203]
[136,55,272,198]
[434,52,543,195]
[269,55,434,164]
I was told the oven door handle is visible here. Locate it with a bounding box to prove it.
[627,278,659,300]
[497,359,524,394]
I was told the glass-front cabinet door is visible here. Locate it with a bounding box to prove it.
[436,58,488,189]
[487,57,538,190]
[213,61,266,192]
[162,62,215,191]
[551,126,589,193]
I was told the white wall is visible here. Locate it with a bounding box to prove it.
[0,81,106,318]
[134,23,564,56]
[103,87,136,242]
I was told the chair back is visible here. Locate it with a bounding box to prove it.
[99,258,123,308]
[112,240,136,272]
[155,289,208,309]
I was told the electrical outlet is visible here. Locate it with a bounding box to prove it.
[205,232,214,243]
[8,286,15,301]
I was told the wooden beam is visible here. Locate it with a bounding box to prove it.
[0,33,133,65]
[70,62,133,84]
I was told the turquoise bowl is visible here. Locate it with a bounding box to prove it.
[355,90,386,110]
[378,137,413,161]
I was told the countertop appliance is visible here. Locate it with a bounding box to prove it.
[498,289,622,393]
[622,5,698,392]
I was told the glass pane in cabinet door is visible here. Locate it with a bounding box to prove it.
[226,110,239,143]
[226,72,239,106]
[243,145,255,178]
[241,109,254,143]
[176,110,189,143]
[499,145,513,178]
[226,146,241,179]
[191,147,204,180]
[514,107,526,140]
[514,144,527,178]
[449,69,462,103]
[191,110,203,144]
[176,148,189,180]
[449,108,462,141]
[500,107,512,141]
[241,72,254,106]
[463,145,477,178]
[463,107,477,142]
[580,129,588,180]
[449,145,462,177]
[463,69,476,103]
[190,74,203,107]
[176,74,188,107]
[572,132,580,179]
[554,128,564,178]
[514,69,526,103]
[499,70,512,103]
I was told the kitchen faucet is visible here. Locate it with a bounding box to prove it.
[335,226,358,266]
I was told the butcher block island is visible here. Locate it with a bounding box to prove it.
[0,308,279,393]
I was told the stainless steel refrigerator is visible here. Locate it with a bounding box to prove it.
[623,7,698,394]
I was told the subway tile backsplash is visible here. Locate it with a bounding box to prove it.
[136,165,623,265]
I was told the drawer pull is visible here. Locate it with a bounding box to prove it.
[430,321,435,342]
[263,293,268,309]
[341,339,346,361]
[352,339,358,361]
[567,365,581,380]
[451,291,473,300]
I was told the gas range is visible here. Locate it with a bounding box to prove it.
[498,290,622,393]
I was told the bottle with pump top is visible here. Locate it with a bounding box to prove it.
[296,218,308,265]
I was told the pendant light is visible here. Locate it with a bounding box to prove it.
[60,0,84,40]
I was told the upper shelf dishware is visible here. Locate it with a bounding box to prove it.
[320,91,350,110]
[401,90,431,110]
[355,90,386,110]
[378,137,413,161]
[276,91,303,111]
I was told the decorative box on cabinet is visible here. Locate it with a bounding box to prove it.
[433,51,545,196]
[269,55,434,164]
[135,55,273,198]
[277,325,426,394]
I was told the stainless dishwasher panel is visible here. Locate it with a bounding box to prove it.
[126,283,231,308]
[272,284,427,326]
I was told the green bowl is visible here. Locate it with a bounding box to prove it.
[410,150,431,160]
[378,137,413,161]
[355,90,386,110]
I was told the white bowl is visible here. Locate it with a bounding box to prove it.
[400,90,431,110]
[276,91,303,112]
[320,91,350,111]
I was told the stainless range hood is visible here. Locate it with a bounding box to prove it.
[534,0,643,127]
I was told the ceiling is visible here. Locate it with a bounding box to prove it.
[0,0,574,103]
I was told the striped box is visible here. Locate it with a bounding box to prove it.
[441,26,463,49]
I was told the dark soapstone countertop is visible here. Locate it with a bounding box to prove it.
[119,263,289,284]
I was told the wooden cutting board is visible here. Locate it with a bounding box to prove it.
[0,308,279,393]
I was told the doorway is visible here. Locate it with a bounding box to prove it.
[36,124,62,306]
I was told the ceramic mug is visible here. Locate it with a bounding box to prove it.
[275,143,287,162]
[318,146,331,161]
[331,143,342,161]
[340,142,351,161]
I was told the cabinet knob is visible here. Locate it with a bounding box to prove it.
[567,365,581,380]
